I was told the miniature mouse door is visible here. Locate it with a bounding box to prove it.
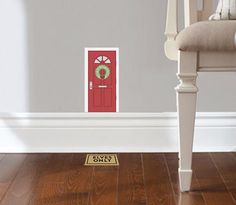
[86,49,118,112]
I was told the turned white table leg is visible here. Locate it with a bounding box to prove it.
[176,51,198,192]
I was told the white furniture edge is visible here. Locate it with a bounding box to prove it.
[164,0,207,61]
[164,0,178,61]
[165,0,236,191]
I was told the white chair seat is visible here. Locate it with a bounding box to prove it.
[176,20,236,51]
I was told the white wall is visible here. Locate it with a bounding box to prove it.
[0,0,236,112]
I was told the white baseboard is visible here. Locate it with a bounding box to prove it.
[0,112,236,153]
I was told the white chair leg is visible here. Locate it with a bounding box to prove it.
[176,51,198,192]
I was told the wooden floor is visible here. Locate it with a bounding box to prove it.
[0,153,236,205]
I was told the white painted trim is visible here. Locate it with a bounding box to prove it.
[84,48,88,112]
[116,48,119,112]
[84,47,119,112]
[0,112,236,153]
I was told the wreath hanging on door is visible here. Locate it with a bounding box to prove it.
[95,65,110,79]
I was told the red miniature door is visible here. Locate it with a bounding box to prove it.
[87,49,117,112]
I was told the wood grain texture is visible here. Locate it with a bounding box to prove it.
[0,153,235,205]
[143,154,175,205]
[210,153,236,203]
[64,154,93,205]
[0,154,5,161]
[164,153,206,205]
[193,153,236,205]
[0,154,26,202]
[88,166,118,205]
[1,154,50,205]
[117,153,147,205]
[31,154,72,205]
[31,154,92,205]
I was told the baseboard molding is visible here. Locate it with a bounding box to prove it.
[0,112,236,153]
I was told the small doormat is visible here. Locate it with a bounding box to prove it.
[84,154,119,166]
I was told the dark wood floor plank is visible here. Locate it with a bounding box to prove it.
[1,154,50,205]
[193,153,235,205]
[0,154,26,201]
[211,153,236,203]
[88,162,118,205]
[30,154,93,205]
[143,153,176,205]
[1,153,236,204]
[28,154,74,205]
[233,153,236,158]
[0,154,5,161]
[164,153,206,205]
[117,153,147,205]
[62,154,93,205]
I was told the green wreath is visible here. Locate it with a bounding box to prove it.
[95,65,110,79]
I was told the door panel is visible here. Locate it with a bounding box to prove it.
[87,50,117,112]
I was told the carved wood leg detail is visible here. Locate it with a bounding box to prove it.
[176,52,198,192]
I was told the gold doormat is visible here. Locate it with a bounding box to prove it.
[84,154,119,166]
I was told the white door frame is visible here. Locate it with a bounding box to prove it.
[84,47,119,112]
